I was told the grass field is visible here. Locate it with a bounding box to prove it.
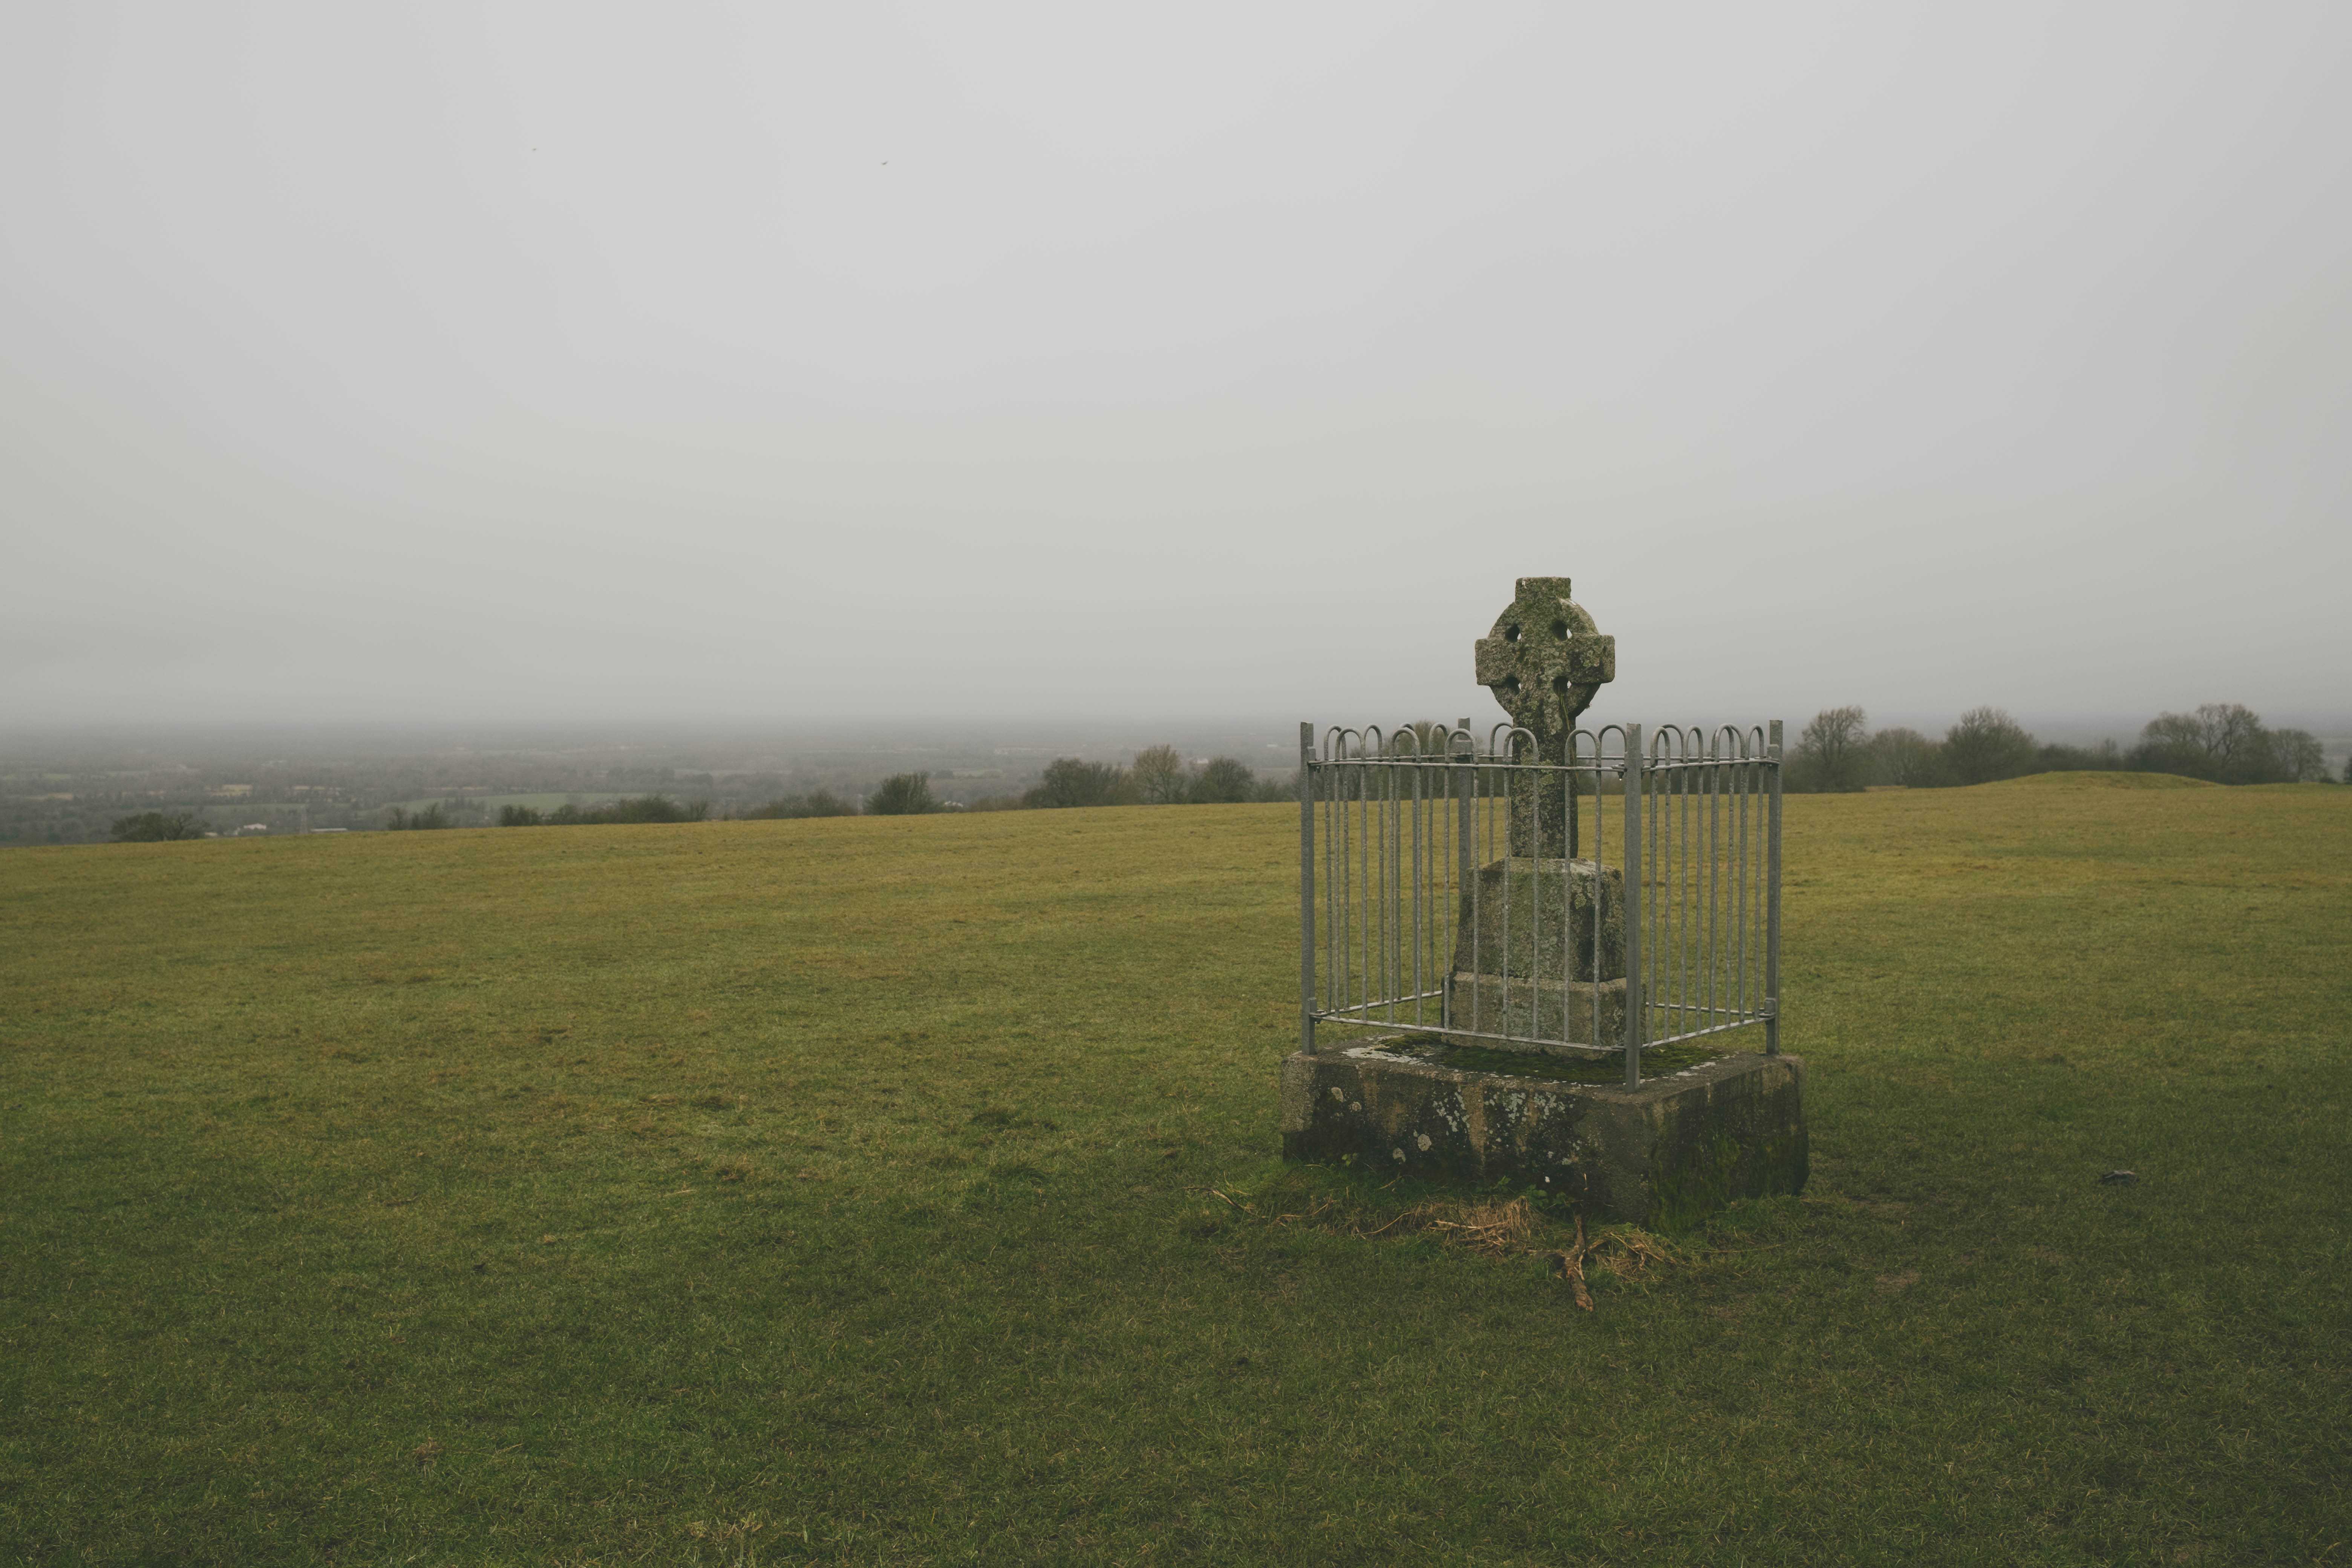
[3,777,2348,1565]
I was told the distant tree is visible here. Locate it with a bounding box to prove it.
[2036,738,2124,773]
[610,795,705,823]
[2130,703,2311,784]
[1942,707,2038,785]
[1130,745,1190,805]
[2344,750,2352,786]
[1023,758,1136,809]
[384,804,451,830]
[1791,706,1871,792]
[1187,757,1258,804]
[2270,727,2327,783]
[521,795,707,826]
[1868,727,1944,788]
[867,773,936,816]
[110,810,205,842]
[962,795,1026,812]
[1252,769,1298,802]
[1399,720,1459,756]
[739,789,859,819]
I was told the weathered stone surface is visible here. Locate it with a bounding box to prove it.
[1444,972,1625,1050]
[1473,576,1615,858]
[1473,577,1617,741]
[1281,1043,1807,1228]
[1449,857,1624,982]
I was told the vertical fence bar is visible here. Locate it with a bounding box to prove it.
[1734,732,1750,1024]
[1452,720,1472,1035]
[1326,738,1345,1020]
[1707,741,1721,1034]
[1562,752,1580,1048]
[1765,718,1784,1057]
[1622,723,1645,1087]
[1409,741,1423,1024]
[1588,732,1603,1054]
[1298,721,1315,1055]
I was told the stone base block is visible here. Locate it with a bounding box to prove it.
[1450,857,1625,983]
[1444,972,1625,1052]
[1280,1041,1806,1229]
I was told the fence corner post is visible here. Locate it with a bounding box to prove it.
[1450,717,1473,1034]
[1299,720,1316,1057]
[1765,717,1783,1057]
[1622,723,1644,1089]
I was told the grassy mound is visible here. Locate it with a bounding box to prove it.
[3,786,2349,1563]
[1991,769,2222,789]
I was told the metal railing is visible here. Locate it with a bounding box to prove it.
[1297,719,1782,1087]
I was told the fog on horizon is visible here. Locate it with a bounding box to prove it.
[5,3,2349,735]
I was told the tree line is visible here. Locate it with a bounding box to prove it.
[477,749,1292,830]
[105,708,2338,842]
[1788,703,2337,792]
[813,748,1294,817]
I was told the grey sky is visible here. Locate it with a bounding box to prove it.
[5,3,2348,732]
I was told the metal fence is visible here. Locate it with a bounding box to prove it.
[1297,720,1782,1087]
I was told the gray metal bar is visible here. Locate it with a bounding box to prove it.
[1454,718,1471,1034]
[1298,721,1315,1055]
[1766,717,1784,1057]
[1622,722,1645,1088]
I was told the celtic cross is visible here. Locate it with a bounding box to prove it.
[1473,576,1615,858]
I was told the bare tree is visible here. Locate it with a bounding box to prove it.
[2133,703,2312,784]
[1188,757,1258,804]
[1023,759,1136,809]
[867,773,936,815]
[1130,744,1190,805]
[2271,728,2327,782]
[1867,727,1944,788]
[1943,707,2038,785]
[1792,706,1871,792]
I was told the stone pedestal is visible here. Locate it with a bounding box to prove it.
[1450,858,1623,981]
[1444,973,1625,1052]
[1280,1041,1807,1229]
[1446,857,1625,1049]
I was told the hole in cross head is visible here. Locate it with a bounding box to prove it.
[1551,619,1569,639]
[1551,676,1570,695]
[1500,676,1522,695]
[1504,624,1521,642]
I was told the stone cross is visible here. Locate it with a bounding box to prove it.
[1473,576,1615,858]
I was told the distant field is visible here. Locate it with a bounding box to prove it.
[386,792,631,815]
[2,778,2347,1565]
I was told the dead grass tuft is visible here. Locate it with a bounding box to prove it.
[1210,1185,1684,1309]
[1367,1196,1537,1254]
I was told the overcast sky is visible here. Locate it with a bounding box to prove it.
[5,2,2348,733]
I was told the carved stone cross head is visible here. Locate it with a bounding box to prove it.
[1473,576,1615,748]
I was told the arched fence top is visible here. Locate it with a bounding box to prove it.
[1297,715,1784,1086]
[1309,720,1781,772]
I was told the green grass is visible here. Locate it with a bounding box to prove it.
[2,777,2348,1565]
